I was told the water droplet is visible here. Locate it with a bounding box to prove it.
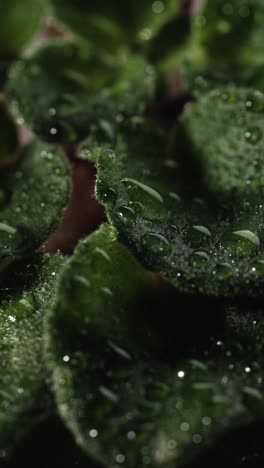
[127,431,136,440]
[117,205,136,225]
[101,287,113,296]
[214,263,234,281]
[0,222,17,235]
[121,178,163,203]
[243,386,262,400]
[244,127,262,145]
[141,232,171,256]
[99,386,118,403]
[138,28,152,41]
[89,429,98,438]
[185,225,211,247]
[116,454,125,464]
[100,187,117,204]
[251,259,264,276]
[108,341,131,360]
[192,251,210,266]
[223,230,260,257]
[121,179,165,221]
[193,434,202,444]
[168,192,181,202]
[73,275,90,289]
[152,1,164,14]
[244,94,264,113]
[95,247,111,262]
[180,422,190,432]
[217,19,231,34]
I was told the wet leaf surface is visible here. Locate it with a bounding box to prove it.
[80,104,264,296]
[182,0,264,94]
[0,140,71,258]
[45,224,264,467]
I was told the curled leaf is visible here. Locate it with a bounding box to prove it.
[0,140,71,258]
[45,223,264,467]
[8,40,155,143]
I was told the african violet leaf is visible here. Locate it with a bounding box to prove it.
[45,223,264,467]
[173,87,264,198]
[51,0,180,54]
[0,0,46,57]
[0,253,64,452]
[0,97,18,165]
[8,40,155,144]
[184,0,264,93]
[0,140,70,258]
[80,101,264,297]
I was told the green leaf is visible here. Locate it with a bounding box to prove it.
[0,97,18,164]
[186,0,264,93]
[0,0,46,57]
[80,105,264,297]
[51,0,180,54]
[0,253,64,452]
[8,40,156,144]
[45,224,264,467]
[0,140,71,258]
[173,87,264,198]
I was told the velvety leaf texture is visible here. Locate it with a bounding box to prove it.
[8,40,155,143]
[80,102,264,296]
[0,253,64,452]
[45,224,264,467]
[0,140,71,258]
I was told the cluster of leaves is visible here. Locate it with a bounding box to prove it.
[0,0,264,467]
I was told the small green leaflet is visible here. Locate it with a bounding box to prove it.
[0,140,71,258]
[45,223,264,467]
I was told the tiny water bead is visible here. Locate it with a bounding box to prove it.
[185,225,212,248]
[100,187,117,204]
[121,178,163,203]
[251,260,264,276]
[192,251,210,266]
[141,233,172,257]
[117,205,136,226]
[221,230,260,258]
[244,126,262,144]
[213,263,234,281]
[121,178,166,221]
